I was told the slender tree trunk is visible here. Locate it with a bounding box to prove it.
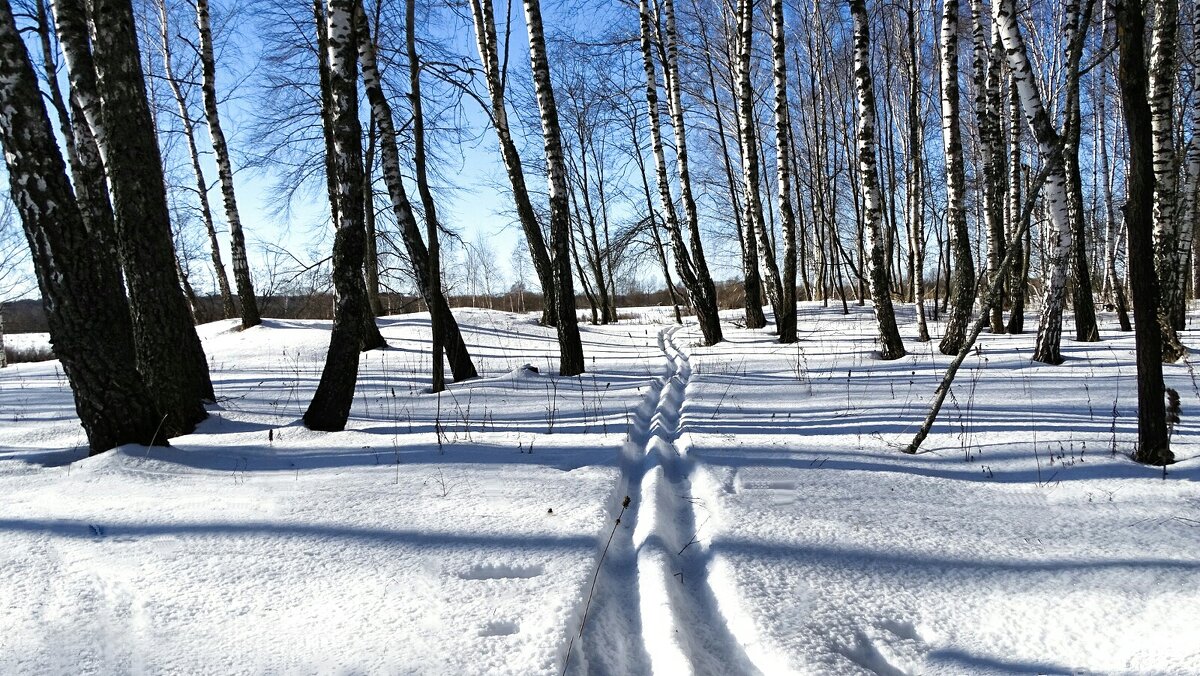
[304,0,368,432]
[849,0,905,359]
[521,0,585,375]
[638,0,723,344]
[1062,0,1100,342]
[657,0,724,342]
[1149,0,1188,349]
[905,0,930,341]
[156,0,235,320]
[195,0,259,328]
[1113,0,1173,464]
[995,0,1073,364]
[770,0,797,343]
[0,0,164,452]
[971,1,1007,334]
[1005,75,1027,333]
[354,1,475,384]
[363,115,383,318]
[467,0,557,327]
[1097,20,1133,331]
[938,0,976,355]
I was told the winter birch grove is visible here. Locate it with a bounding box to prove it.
[0,0,1195,456]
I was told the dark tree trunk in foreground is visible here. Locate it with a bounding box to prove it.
[354,2,475,384]
[71,0,212,433]
[305,0,368,432]
[1114,0,1173,465]
[196,0,260,328]
[522,0,585,375]
[850,0,905,359]
[0,0,163,452]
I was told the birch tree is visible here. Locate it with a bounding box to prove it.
[156,0,236,320]
[849,0,905,360]
[937,0,976,355]
[304,0,368,431]
[993,0,1073,365]
[0,0,164,451]
[521,0,585,375]
[1113,0,1173,465]
[196,0,259,328]
[771,0,798,343]
[57,0,213,433]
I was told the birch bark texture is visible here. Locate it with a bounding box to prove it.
[994,0,1073,365]
[771,0,798,344]
[521,0,585,375]
[937,0,976,355]
[849,0,906,360]
[304,0,368,431]
[196,0,260,328]
[0,0,164,452]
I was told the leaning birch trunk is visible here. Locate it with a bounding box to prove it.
[520,0,585,376]
[196,0,259,328]
[771,0,798,343]
[63,0,212,432]
[157,0,235,320]
[467,0,557,327]
[353,2,475,385]
[994,0,1073,365]
[1149,0,1188,345]
[304,0,368,432]
[734,0,785,329]
[0,0,164,451]
[937,0,976,355]
[1113,0,1173,465]
[658,0,724,343]
[637,0,723,344]
[849,0,905,360]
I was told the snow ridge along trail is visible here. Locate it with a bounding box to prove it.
[578,326,759,676]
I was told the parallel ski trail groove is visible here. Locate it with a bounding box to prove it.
[577,326,759,676]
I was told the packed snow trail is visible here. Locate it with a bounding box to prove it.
[576,326,759,676]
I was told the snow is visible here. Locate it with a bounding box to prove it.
[1,304,1198,674]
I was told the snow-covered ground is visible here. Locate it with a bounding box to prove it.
[1,304,1197,674]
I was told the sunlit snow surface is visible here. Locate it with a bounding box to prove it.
[1,304,1197,675]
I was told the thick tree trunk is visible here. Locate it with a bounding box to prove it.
[196,0,259,328]
[970,0,1006,335]
[995,0,1073,364]
[0,0,164,452]
[770,0,797,343]
[304,0,368,432]
[849,0,905,360]
[467,0,557,327]
[937,0,976,355]
[354,2,475,384]
[63,0,212,432]
[1114,0,1173,464]
[156,0,235,320]
[521,0,585,375]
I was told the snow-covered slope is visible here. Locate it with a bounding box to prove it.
[0,304,1197,675]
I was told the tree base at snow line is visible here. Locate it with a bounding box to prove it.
[1159,319,1187,363]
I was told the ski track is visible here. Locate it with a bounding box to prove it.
[578,326,759,676]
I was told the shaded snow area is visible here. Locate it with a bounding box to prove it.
[1,304,1198,675]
